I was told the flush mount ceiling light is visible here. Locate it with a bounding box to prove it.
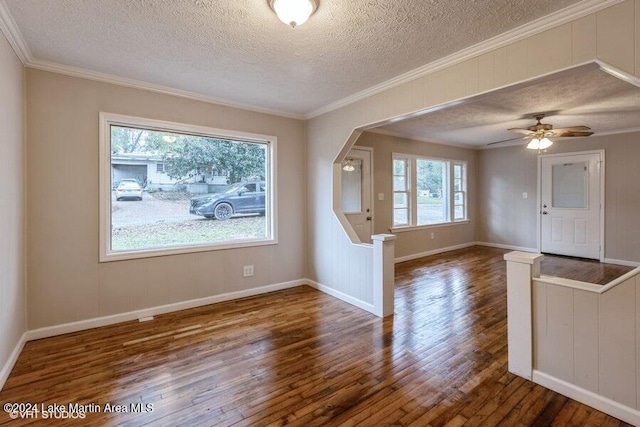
[269,0,318,28]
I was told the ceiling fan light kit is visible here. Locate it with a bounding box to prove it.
[508,114,594,151]
[269,0,318,28]
[526,137,553,150]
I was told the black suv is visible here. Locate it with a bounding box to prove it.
[189,182,266,220]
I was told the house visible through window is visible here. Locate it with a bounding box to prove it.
[392,153,467,228]
[100,113,276,261]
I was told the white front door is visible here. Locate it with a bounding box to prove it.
[540,152,603,260]
[342,148,373,244]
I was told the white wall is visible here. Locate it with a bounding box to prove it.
[26,69,306,329]
[307,1,640,301]
[478,132,640,263]
[0,31,26,385]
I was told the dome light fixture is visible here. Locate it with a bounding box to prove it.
[269,0,318,28]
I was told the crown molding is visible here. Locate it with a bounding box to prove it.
[596,59,640,88]
[27,59,306,120]
[1,0,626,121]
[366,128,481,150]
[305,0,626,119]
[0,0,32,63]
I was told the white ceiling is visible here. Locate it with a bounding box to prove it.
[373,64,640,148]
[2,0,585,117]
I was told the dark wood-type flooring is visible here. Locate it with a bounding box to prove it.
[541,253,633,285]
[0,246,634,426]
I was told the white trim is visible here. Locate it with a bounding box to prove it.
[596,59,640,89]
[532,370,640,426]
[394,241,540,264]
[533,275,603,293]
[306,280,376,315]
[0,332,27,391]
[475,241,539,253]
[28,60,305,120]
[99,112,278,262]
[0,0,31,64]
[26,280,306,341]
[604,258,640,268]
[307,0,625,118]
[395,242,476,264]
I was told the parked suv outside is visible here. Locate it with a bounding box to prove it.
[189,182,265,220]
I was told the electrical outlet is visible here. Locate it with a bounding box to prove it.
[430,232,435,240]
[243,265,254,277]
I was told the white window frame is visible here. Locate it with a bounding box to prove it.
[391,153,468,232]
[392,157,411,227]
[99,112,277,262]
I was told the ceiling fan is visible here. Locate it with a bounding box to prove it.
[489,114,594,149]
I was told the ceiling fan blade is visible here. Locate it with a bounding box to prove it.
[486,136,527,146]
[551,126,592,133]
[507,128,534,136]
[552,131,594,137]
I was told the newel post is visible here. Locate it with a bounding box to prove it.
[503,251,544,380]
[372,234,396,318]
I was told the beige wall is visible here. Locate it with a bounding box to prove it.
[26,69,306,329]
[356,132,477,260]
[478,132,640,263]
[307,1,640,304]
[0,32,26,383]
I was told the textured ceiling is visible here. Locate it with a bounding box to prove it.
[375,65,640,148]
[3,0,582,116]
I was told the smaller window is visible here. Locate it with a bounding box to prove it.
[453,163,466,220]
[393,158,410,227]
[156,162,165,173]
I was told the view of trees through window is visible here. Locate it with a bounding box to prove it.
[393,154,467,228]
[108,124,271,254]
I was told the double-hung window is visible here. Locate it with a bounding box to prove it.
[392,153,467,228]
[100,113,276,262]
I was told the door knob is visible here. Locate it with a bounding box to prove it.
[366,216,372,221]
[542,211,548,215]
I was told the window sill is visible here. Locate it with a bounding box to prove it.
[390,220,471,234]
[100,238,277,262]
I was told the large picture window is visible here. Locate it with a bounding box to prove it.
[392,153,467,229]
[100,113,276,261]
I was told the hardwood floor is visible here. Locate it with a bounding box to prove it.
[0,246,633,426]
[541,253,633,285]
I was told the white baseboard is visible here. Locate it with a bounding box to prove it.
[306,279,376,315]
[532,370,640,426]
[604,258,640,268]
[0,332,27,391]
[27,279,306,341]
[475,241,539,253]
[394,242,476,263]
